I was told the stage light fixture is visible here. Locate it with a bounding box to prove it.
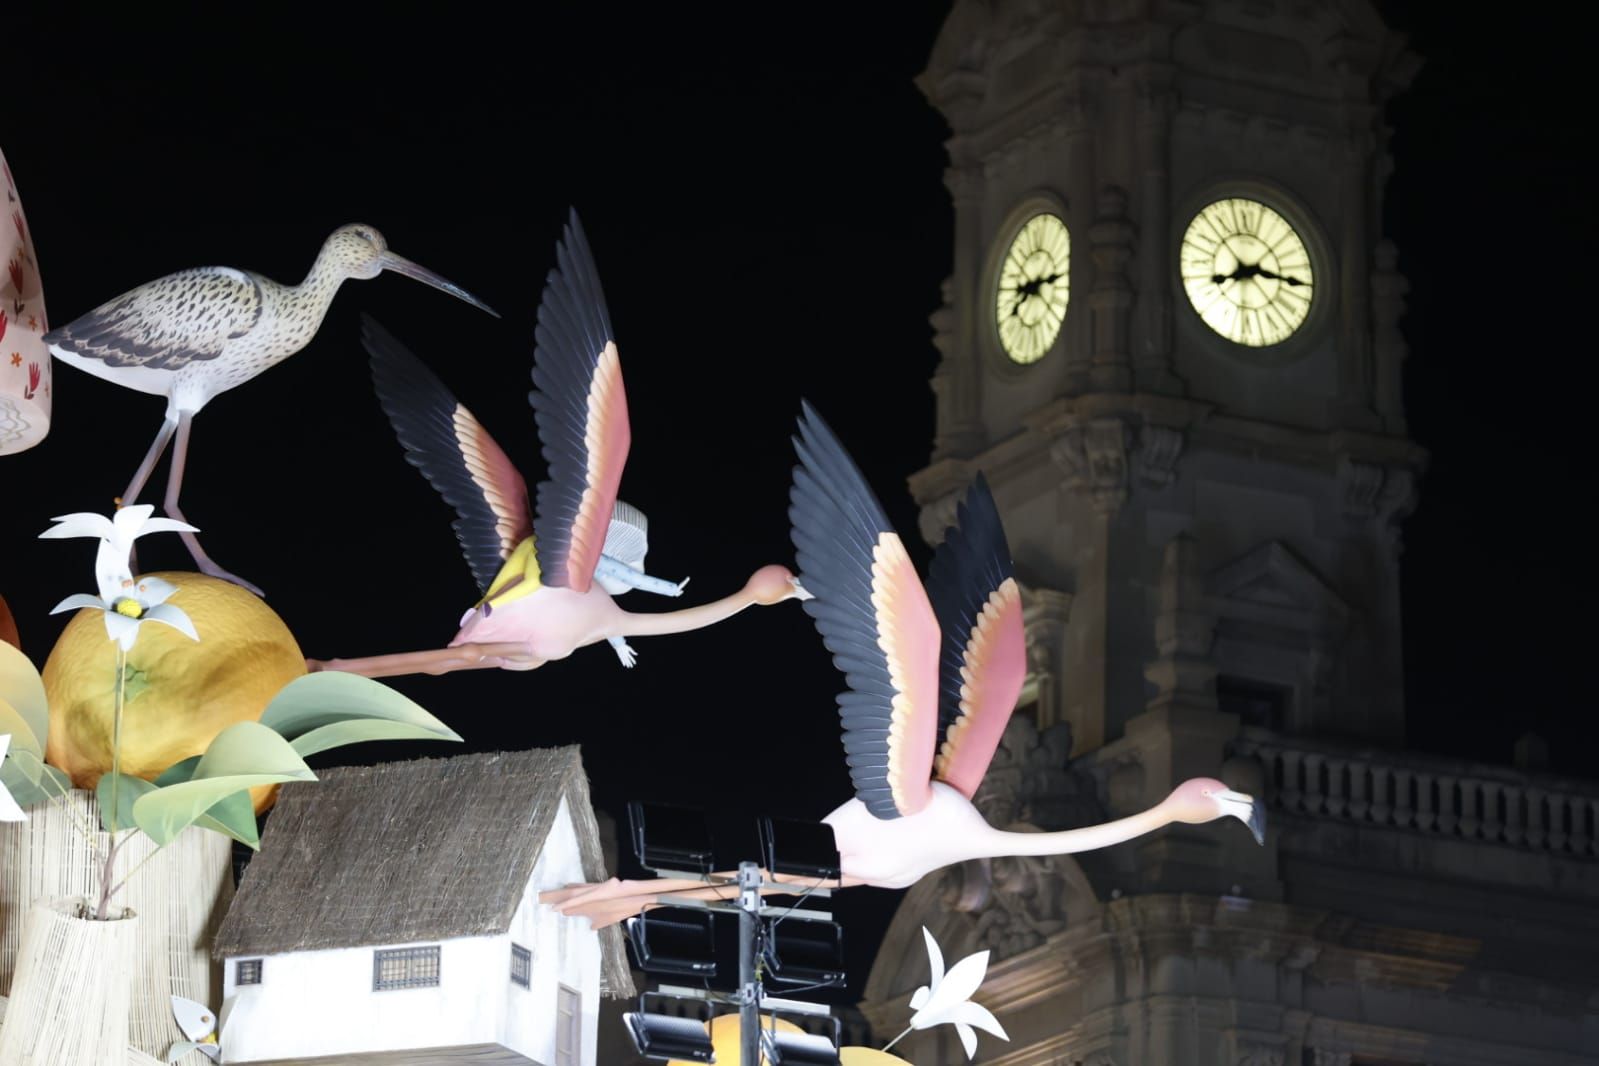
[630,800,715,875]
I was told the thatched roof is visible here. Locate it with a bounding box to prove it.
[212,747,633,999]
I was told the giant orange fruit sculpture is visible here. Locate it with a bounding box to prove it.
[42,572,305,810]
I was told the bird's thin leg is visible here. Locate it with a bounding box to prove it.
[553,876,860,931]
[118,415,178,510]
[163,411,264,597]
[117,415,178,573]
[306,641,540,679]
[594,555,688,598]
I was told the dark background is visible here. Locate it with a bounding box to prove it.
[2,5,1590,999]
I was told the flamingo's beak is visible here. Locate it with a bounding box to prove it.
[379,252,500,318]
[1216,789,1266,845]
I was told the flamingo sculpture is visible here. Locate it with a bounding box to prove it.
[305,212,808,680]
[42,224,498,595]
[545,403,1264,928]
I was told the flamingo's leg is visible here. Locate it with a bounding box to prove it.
[307,641,540,679]
[595,555,688,598]
[606,636,638,668]
[540,877,714,909]
[163,411,265,596]
[559,879,859,931]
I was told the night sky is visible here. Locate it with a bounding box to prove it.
[3,4,1591,998]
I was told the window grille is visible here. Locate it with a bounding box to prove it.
[235,958,263,985]
[511,943,531,988]
[373,945,441,991]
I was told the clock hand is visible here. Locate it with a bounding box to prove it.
[1212,262,1306,287]
[1253,265,1306,286]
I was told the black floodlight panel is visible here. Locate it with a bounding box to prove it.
[762,1027,842,1066]
[627,907,741,988]
[630,801,715,875]
[763,916,846,989]
[761,815,842,882]
[625,1012,715,1062]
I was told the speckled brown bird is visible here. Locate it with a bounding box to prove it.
[43,224,497,595]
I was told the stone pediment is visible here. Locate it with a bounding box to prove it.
[1209,541,1348,627]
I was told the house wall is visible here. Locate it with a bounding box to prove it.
[218,934,506,1063]
[502,797,603,1066]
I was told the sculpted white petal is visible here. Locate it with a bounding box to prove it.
[922,925,946,986]
[955,1022,977,1060]
[138,516,199,537]
[943,1000,1007,1040]
[104,612,141,651]
[111,504,160,542]
[914,950,991,1026]
[38,513,116,541]
[135,576,179,606]
[51,593,109,615]
[143,603,199,643]
[0,735,25,822]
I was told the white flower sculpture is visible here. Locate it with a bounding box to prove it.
[40,505,199,651]
[0,735,25,821]
[884,927,1009,1060]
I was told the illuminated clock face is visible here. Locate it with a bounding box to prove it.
[1180,197,1315,348]
[995,213,1070,365]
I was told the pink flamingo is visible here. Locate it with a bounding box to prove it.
[307,212,807,680]
[545,403,1263,928]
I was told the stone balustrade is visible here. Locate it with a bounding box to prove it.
[1232,732,1599,859]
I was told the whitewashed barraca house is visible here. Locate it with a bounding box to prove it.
[211,747,633,1066]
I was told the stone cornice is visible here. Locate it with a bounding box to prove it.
[907,394,1427,510]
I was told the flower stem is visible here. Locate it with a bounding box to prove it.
[881,1026,913,1053]
[95,646,129,920]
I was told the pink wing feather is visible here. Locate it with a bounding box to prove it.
[925,474,1028,800]
[790,402,941,819]
[530,212,632,592]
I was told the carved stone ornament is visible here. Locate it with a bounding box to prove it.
[1138,424,1185,487]
[1051,418,1133,513]
[1338,458,1385,518]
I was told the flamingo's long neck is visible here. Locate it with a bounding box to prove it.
[977,801,1174,858]
[610,584,763,638]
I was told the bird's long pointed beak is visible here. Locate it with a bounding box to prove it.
[1217,789,1266,845]
[380,252,500,318]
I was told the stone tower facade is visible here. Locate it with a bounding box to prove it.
[858,4,1599,1064]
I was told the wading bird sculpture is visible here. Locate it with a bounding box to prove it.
[305,212,807,680]
[545,403,1264,928]
[42,224,498,595]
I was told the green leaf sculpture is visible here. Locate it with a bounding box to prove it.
[95,770,157,834]
[154,757,264,848]
[257,672,464,756]
[133,722,316,846]
[0,641,72,807]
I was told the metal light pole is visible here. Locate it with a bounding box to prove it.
[737,861,762,1065]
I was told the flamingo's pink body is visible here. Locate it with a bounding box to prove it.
[452,583,626,666]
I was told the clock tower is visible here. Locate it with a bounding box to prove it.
[909,0,1423,769]
[861,4,1599,1065]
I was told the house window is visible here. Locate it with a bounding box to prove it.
[373,946,441,991]
[511,943,531,988]
[555,984,581,1066]
[235,959,263,986]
